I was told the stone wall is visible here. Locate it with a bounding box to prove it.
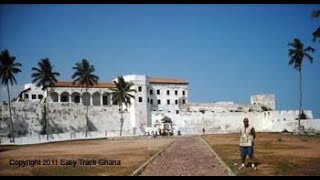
[150,110,315,135]
[250,94,275,110]
[1,101,319,145]
[0,102,133,138]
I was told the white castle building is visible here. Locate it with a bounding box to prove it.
[1,74,319,144]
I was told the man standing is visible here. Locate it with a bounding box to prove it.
[239,117,257,170]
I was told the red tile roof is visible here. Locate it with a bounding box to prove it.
[54,77,188,88]
[148,77,188,84]
[54,81,116,88]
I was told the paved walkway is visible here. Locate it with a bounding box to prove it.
[139,136,232,176]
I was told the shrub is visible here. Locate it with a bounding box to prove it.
[299,111,308,119]
[261,105,272,111]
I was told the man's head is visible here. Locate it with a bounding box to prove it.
[243,118,249,127]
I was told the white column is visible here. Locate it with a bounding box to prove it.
[110,94,113,105]
[90,95,93,106]
[100,94,103,106]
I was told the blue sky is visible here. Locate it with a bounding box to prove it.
[1,4,320,118]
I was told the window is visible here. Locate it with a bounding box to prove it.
[150,99,153,105]
[157,99,161,105]
[32,94,36,99]
[138,86,142,92]
[175,100,178,104]
[157,89,160,95]
[38,95,43,99]
[183,100,186,104]
[176,110,179,114]
[24,94,29,99]
[175,90,178,95]
[139,97,143,102]
[167,90,170,95]
[102,95,108,105]
[167,99,170,105]
[147,98,149,103]
[182,91,185,95]
[150,90,153,95]
[61,95,68,102]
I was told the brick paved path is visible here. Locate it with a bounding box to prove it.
[139,136,231,176]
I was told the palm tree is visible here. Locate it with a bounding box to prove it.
[311,9,320,43]
[71,59,99,137]
[31,58,60,140]
[288,38,315,130]
[0,49,22,143]
[111,76,136,136]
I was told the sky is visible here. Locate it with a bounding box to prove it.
[0,4,320,118]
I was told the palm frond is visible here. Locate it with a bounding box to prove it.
[31,58,60,89]
[311,9,320,18]
[0,49,22,86]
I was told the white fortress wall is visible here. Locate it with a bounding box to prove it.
[122,75,150,135]
[250,94,275,110]
[0,101,132,137]
[150,110,315,135]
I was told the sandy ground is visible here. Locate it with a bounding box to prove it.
[2,132,319,176]
[203,132,320,176]
[0,137,176,176]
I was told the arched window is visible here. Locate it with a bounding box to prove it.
[102,93,109,105]
[50,92,59,102]
[60,92,70,102]
[92,92,101,106]
[71,92,80,103]
[82,92,91,106]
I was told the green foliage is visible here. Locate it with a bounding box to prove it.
[0,49,22,143]
[31,58,60,90]
[261,105,272,111]
[72,59,99,137]
[110,76,136,136]
[71,59,99,89]
[0,49,22,86]
[311,9,320,43]
[299,111,308,120]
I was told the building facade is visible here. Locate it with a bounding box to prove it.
[1,74,316,141]
[19,74,189,132]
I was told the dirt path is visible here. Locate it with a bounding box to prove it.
[139,136,231,176]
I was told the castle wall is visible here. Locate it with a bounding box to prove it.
[1,101,317,139]
[150,110,315,135]
[0,102,132,137]
[189,103,252,113]
[1,100,320,145]
[250,94,275,110]
[122,75,150,133]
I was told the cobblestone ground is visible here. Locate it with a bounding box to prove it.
[139,136,230,176]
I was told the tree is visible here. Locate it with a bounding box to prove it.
[288,38,314,130]
[0,49,22,143]
[311,9,320,43]
[31,58,60,140]
[111,76,136,136]
[71,59,99,137]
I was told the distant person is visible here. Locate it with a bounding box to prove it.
[239,118,257,170]
[202,127,205,135]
